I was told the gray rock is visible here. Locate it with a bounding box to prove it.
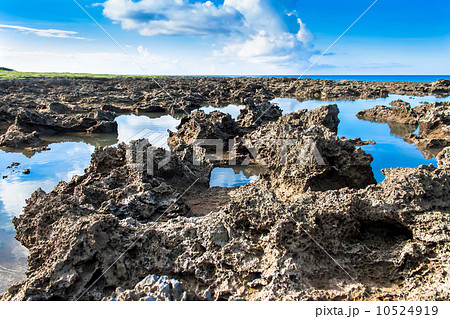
[0,125,41,148]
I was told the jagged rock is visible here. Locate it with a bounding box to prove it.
[431,79,450,95]
[126,139,213,188]
[233,104,341,165]
[416,102,450,140]
[1,76,449,147]
[400,101,450,154]
[2,159,450,300]
[436,147,450,168]
[342,137,376,146]
[11,107,118,135]
[108,275,196,301]
[2,76,450,302]
[357,101,450,156]
[237,98,282,128]
[303,104,340,133]
[389,99,411,108]
[0,124,41,148]
[234,105,375,198]
[168,110,243,152]
[356,101,418,125]
[47,102,70,114]
[261,125,376,198]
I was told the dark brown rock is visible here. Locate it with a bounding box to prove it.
[0,124,41,148]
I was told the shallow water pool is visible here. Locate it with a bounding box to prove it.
[1,94,449,291]
[273,94,450,182]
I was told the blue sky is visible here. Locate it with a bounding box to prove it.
[0,0,449,75]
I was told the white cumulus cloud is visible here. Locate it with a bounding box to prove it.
[101,0,245,36]
[100,0,316,70]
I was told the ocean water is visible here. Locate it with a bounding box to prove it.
[0,86,450,291]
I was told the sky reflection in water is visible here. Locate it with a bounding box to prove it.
[1,94,450,291]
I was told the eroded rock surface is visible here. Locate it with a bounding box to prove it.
[1,77,449,148]
[0,124,41,148]
[237,98,282,128]
[168,110,243,152]
[356,101,418,125]
[108,275,196,301]
[2,153,449,300]
[437,147,450,168]
[357,100,450,155]
[1,77,450,301]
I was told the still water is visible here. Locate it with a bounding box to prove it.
[0,94,449,291]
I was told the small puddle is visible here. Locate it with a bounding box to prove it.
[198,104,244,119]
[209,165,266,188]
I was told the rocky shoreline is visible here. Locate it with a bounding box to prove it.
[1,77,450,150]
[1,77,450,300]
[357,100,450,158]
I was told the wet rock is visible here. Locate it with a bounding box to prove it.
[101,104,127,114]
[22,169,30,175]
[7,162,20,168]
[342,137,376,146]
[0,124,41,148]
[30,146,51,152]
[14,108,118,135]
[86,120,118,134]
[356,101,418,125]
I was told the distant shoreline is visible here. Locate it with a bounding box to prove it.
[1,69,449,83]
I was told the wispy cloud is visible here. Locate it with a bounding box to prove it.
[0,24,85,39]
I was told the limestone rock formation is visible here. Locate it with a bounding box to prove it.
[1,77,450,302]
[437,147,450,168]
[237,98,282,128]
[357,101,450,155]
[108,275,196,301]
[2,159,450,300]
[0,124,41,148]
[15,108,118,135]
[168,110,243,152]
[356,100,418,125]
